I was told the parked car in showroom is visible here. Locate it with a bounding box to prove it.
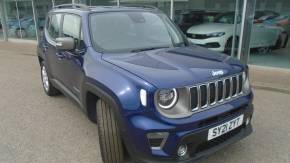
[38,4,254,163]
[187,11,282,54]
[8,17,45,38]
[264,13,290,48]
[254,10,279,24]
[174,10,221,33]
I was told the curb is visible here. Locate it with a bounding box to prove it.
[252,83,290,95]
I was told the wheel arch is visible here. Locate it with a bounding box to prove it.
[82,78,125,131]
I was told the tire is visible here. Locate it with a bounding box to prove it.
[283,34,289,48]
[40,62,60,96]
[16,29,27,38]
[274,35,283,50]
[224,37,238,56]
[257,47,271,54]
[96,100,124,163]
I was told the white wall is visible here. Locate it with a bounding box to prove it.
[256,0,290,13]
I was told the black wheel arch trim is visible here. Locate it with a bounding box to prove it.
[82,77,127,132]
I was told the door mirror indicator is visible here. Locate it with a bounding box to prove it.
[55,37,75,50]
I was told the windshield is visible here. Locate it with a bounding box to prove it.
[214,12,241,24]
[89,11,186,53]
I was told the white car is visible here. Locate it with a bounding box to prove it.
[187,12,283,54]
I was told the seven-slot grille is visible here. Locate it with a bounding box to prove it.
[190,73,244,111]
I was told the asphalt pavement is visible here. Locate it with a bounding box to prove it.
[0,44,289,163]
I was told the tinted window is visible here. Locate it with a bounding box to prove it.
[48,14,62,39]
[62,14,84,49]
[214,12,241,24]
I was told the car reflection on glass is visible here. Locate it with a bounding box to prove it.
[174,10,221,33]
[8,17,45,38]
[186,11,284,55]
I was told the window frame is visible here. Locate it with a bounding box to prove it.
[45,12,63,42]
[61,13,83,50]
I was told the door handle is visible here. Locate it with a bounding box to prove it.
[56,52,65,60]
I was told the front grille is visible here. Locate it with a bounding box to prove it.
[187,33,210,39]
[190,73,244,112]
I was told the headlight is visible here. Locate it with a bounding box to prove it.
[242,71,251,94]
[206,32,225,38]
[157,89,178,109]
[155,88,191,119]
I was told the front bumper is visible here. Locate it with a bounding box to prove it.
[122,96,254,163]
[188,36,227,52]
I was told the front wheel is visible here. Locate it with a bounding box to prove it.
[96,100,124,163]
[224,37,238,56]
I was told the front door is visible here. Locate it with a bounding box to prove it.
[44,13,66,85]
[57,13,85,98]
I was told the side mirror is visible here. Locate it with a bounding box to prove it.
[55,37,75,50]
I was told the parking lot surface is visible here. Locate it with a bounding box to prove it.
[0,48,289,163]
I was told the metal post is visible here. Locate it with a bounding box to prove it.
[117,0,120,6]
[170,0,174,20]
[231,0,240,57]
[237,0,256,64]
[52,0,55,7]
[31,0,39,43]
[0,0,8,41]
[15,0,23,39]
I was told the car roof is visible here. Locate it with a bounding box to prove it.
[50,4,159,15]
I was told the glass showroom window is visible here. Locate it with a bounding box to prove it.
[53,0,73,6]
[75,0,117,6]
[34,0,53,40]
[0,6,3,40]
[176,0,244,57]
[4,0,37,40]
[249,0,290,69]
[120,0,171,17]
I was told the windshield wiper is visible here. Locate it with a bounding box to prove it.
[131,46,170,53]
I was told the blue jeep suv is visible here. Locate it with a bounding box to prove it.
[38,4,254,163]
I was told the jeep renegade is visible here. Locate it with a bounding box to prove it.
[38,4,254,163]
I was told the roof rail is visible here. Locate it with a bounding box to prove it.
[53,4,90,10]
[121,5,159,10]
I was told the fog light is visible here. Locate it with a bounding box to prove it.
[177,144,187,157]
[246,117,251,125]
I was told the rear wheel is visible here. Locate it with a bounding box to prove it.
[283,34,289,48]
[257,47,271,54]
[96,99,124,163]
[40,62,60,96]
[16,29,27,38]
[275,33,289,49]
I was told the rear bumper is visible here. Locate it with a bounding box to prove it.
[122,96,254,163]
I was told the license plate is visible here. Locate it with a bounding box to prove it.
[207,115,244,141]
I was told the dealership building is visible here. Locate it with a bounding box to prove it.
[0,0,289,69]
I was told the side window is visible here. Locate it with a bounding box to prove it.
[49,14,62,39]
[62,14,85,50]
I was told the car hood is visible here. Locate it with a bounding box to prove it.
[102,46,245,88]
[187,23,234,34]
